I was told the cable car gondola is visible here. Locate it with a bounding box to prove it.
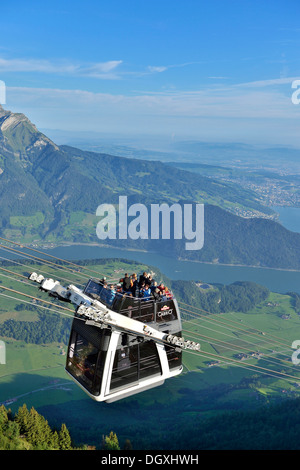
[28,273,200,403]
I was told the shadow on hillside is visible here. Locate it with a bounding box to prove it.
[0,371,191,448]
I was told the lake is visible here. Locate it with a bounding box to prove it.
[45,244,300,295]
[272,206,300,233]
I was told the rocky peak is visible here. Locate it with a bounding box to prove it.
[0,104,59,156]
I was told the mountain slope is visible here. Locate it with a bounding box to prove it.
[59,144,272,215]
[0,108,55,230]
[0,104,271,214]
[0,104,300,269]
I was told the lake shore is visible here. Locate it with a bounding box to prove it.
[37,240,300,273]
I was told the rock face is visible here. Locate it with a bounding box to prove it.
[0,104,58,163]
[0,113,25,132]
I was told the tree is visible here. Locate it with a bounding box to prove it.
[25,407,43,447]
[5,421,20,440]
[0,404,76,450]
[103,431,120,450]
[51,430,60,450]
[15,404,30,435]
[0,405,8,431]
[59,423,72,450]
[123,438,133,450]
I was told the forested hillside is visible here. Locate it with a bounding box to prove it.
[3,396,300,450]
[0,404,73,450]
[0,312,71,344]
[0,404,125,450]
[119,396,300,450]
[171,279,270,313]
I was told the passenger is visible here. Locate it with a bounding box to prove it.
[150,281,158,293]
[116,283,122,293]
[151,287,161,301]
[164,287,172,299]
[139,281,145,297]
[114,285,123,304]
[99,277,106,285]
[139,272,148,287]
[141,284,151,301]
[100,281,108,302]
[106,285,116,306]
[160,289,168,301]
[131,273,139,297]
[120,273,132,293]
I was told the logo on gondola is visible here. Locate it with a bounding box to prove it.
[158,305,173,318]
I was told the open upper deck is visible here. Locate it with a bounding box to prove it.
[83,278,180,327]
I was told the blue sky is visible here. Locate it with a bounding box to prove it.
[1,0,300,145]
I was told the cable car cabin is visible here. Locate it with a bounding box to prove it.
[65,279,183,403]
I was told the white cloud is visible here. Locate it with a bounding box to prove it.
[235,76,300,88]
[0,57,123,79]
[0,58,73,73]
[4,78,300,145]
[4,82,295,120]
[146,61,207,76]
[80,60,123,79]
[147,65,168,73]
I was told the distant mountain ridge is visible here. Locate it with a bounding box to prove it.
[0,104,300,269]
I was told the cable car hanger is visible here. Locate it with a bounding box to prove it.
[28,271,200,352]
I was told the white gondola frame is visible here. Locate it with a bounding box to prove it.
[66,328,183,403]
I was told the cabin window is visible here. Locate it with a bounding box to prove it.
[110,337,162,391]
[66,331,105,396]
[139,340,162,379]
[84,280,122,309]
[84,280,103,300]
[110,345,139,390]
[165,344,182,370]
